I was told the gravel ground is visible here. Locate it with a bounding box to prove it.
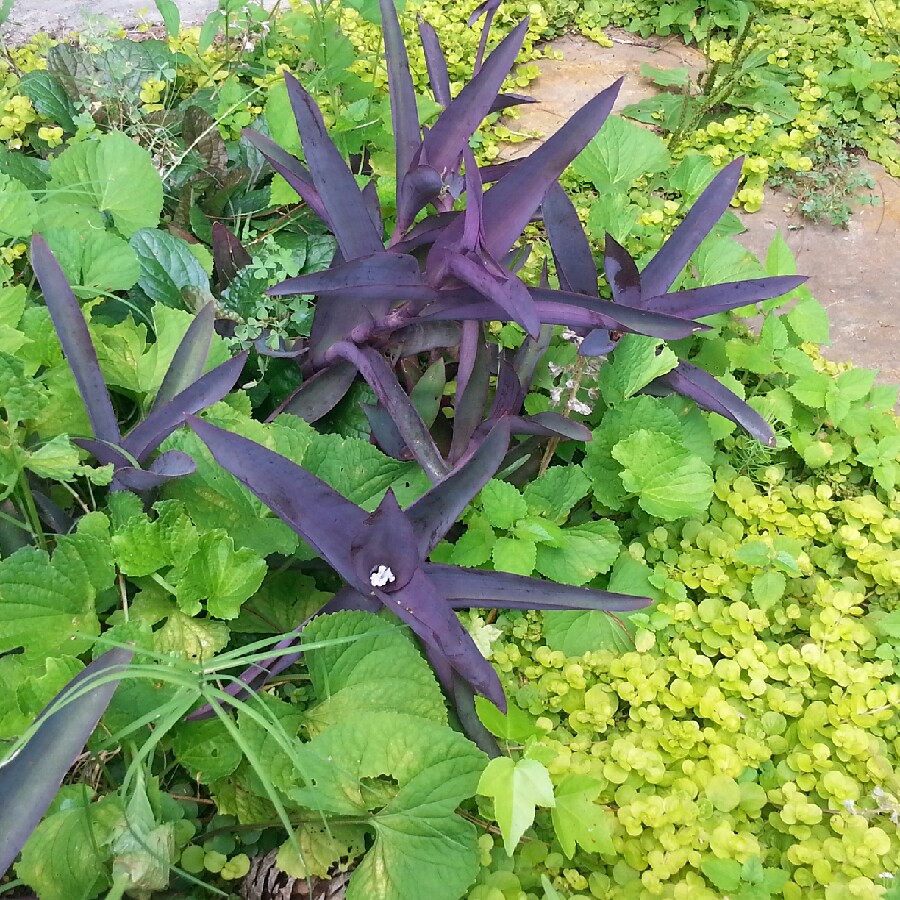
[3,0,279,44]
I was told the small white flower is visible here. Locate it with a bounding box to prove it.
[369,565,396,588]
[568,397,592,416]
[879,873,895,880]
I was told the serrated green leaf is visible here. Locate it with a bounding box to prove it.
[785,298,829,344]
[20,71,78,132]
[492,536,537,576]
[303,611,448,734]
[173,531,266,619]
[551,774,614,858]
[48,132,163,237]
[276,823,367,879]
[477,757,555,855]
[480,479,528,531]
[705,774,742,812]
[171,717,243,784]
[0,351,47,424]
[450,514,495,567]
[573,115,671,191]
[0,173,36,240]
[42,226,140,297]
[0,655,82,740]
[25,434,110,484]
[474,697,541,742]
[543,608,635,656]
[293,711,485,900]
[597,335,679,406]
[535,520,621,586]
[788,372,832,410]
[523,466,590,523]
[751,571,786,609]
[612,430,713,520]
[130,228,211,308]
[701,857,743,892]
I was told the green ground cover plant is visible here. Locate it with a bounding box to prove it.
[1,1,900,899]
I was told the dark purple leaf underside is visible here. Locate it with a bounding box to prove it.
[406,419,510,556]
[388,321,462,358]
[489,93,537,114]
[188,416,367,572]
[0,647,134,879]
[422,18,529,181]
[603,234,641,306]
[113,450,197,492]
[123,352,248,461]
[579,329,617,356]
[270,359,357,423]
[363,402,411,460]
[242,129,331,226]
[31,235,121,445]
[390,211,461,253]
[425,563,651,611]
[153,302,215,411]
[638,157,743,301]
[510,412,592,441]
[513,323,553,394]
[418,18,452,108]
[395,162,444,233]
[284,72,385,260]
[326,342,448,481]
[479,78,623,259]
[379,0,421,193]
[487,360,524,420]
[269,251,424,297]
[646,359,776,446]
[542,181,597,296]
[211,222,252,291]
[645,275,809,318]
[450,323,491,463]
[361,179,384,237]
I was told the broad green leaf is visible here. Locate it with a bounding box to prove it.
[751,571,786,609]
[523,465,590,523]
[19,71,78,132]
[477,757,555,855]
[480,479,528,531]
[492,536,537,576]
[25,434,111,485]
[0,526,110,656]
[544,608,635,656]
[585,396,683,510]
[48,132,164,237]
[731,540,771,568]
[787,372,831,409]
[0,172,36,239]
[16,792,122,900]
[41,227,140,297]
[0,284,25,329]
[173,531,267,619]
[693,236,763,286]
[276,824,366,879]
[608,554,662,602]
[785,298,829,344]
[171,717,243,783]
[701,857,743,892]
[597,335,679,406]
[303,611,448,733]
[551,774,615,858]
[0,655,82,740]
[639,62,690,86]
[836,367,875,402]
[612,430,713,520]
[153,0,181,38]
[293,712,486,900]
[573,115,671,191]
[130,228,211,308]
[474,697,541,742]
[450,514,496,567]
[0,351,47,423]
[535,520,621,586]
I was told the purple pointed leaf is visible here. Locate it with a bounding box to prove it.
[188,416,368,573]
[461,147,484,253]
[489,92,537,114]
[487,360,524,420]
[284,72,385,259]
[578,329,616,356]
[444,251,541,338]
[389,210,461,253]
[378,567,506,708]
[379,0,421,194]
[645,275,809,318]
[350,489,421,591]
[479,159,521,184]
[645,359,776,446]
[422,19,529,182]
[418,18,452,107]
[386,321,462,358]
[639,157,744,300]
[425,563,650,611]
[0,647,133,879]
[469,0,504,73]
[513,324,553,393]
[479,78,622,259]
[152,302,215,410]
[270,359,357,423]
[406,419,510,556]
[604,233,641,306]
[268,251,424,297]
[326,342,448,481]
[122,352,248,461]
[112,450,197,492]
[361,179,384,237]
[450,323,491,464]
[243,129,331,226]
[362,403,411,460]
[30,235,121,445]
[508,412,592,441]
[73,438,133,469]
[211,222,252,291]
[395,163,444,233]
[542,181,597,296]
